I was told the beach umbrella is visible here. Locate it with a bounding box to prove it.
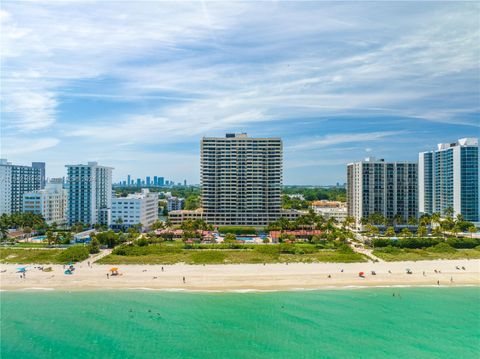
[17,267,26,273]
[110,267,118,272]
[358,271,365,277]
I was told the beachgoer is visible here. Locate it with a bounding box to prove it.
[88,261,90,267]
[161,267,164,272]
[423,271,425,276]
[462,266,466,270]
[437,280,440,285]
[388,270,391,274]
[183,276,186,283]
[107,273,109,279]
[450,277,453,283]
[327,275,331,278]
[341,269,344,273]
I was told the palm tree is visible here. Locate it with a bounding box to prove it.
[444,207,454,219]
[343,216,355,230]
[417,226,427,238]
[45,230,55,245]
[468,225,477,238]
[400,228,412,238]
[385,227,396,237]
[431,212,441,229]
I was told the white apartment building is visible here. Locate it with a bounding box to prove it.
[419,138,479,222]
[201,133,283,226]
[66,162,113,226]
[347,157,418,229]
[111,189,158,231]
[167,196,184,211]
[0,159,41,215]
[22,178,68,225]
[311,200,348,222]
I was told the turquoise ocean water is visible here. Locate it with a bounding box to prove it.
[1,287,479,358]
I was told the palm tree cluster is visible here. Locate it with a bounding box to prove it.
[364,208,477,239]
[266,210,354,241]
[0,213,47,240]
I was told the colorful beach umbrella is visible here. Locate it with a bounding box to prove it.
[110,268,118,272]
[17,267,26,273]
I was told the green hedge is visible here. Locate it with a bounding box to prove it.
[217,226,257,235]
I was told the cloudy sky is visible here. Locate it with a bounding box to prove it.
[1,1,478,184]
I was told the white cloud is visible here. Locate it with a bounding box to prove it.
[288,131,407,151]
[1,137,59,155]
[1,2,478,181]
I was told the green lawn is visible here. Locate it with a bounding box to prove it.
[97,244,367,265]
[373,248,480,261]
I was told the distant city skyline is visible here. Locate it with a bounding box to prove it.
[1,2,478,184]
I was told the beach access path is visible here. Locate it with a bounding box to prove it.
[1,259,478,291]
[79,248,113,266]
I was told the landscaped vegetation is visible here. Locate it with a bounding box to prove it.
[373,246,480,261]
[98,241,366,265]
[0,245,91,264]
[371,233,480,262]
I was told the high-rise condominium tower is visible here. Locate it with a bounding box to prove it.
[347,157,418,228]
[201,133,282,226]
[419,138,478,222]
[65,162,113,226]
[0,159,41,215]
[32,162,46,189]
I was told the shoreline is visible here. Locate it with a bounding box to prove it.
[1,259,479,292]
[2,284,479,293]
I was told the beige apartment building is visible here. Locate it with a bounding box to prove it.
[200,133,283,226]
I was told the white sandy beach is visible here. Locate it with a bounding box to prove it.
[1,259,479,291]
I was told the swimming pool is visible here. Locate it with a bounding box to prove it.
[30,235,47,242]
[236,236,256,241]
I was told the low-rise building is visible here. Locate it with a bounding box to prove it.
[168,208,204,225]
[22,178,68,225]
[311,200,348,222]
[167,196,185,211]
[111,189,158,231]
[280,209,303,221]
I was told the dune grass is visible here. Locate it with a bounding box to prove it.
[97,244,367,265]
[0,246,90,264]
[0,248,64,264]
[373,247,480,262]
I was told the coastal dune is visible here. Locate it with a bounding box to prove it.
[1,259,479,291]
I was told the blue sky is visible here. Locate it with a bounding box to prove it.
[1,1,479,184]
